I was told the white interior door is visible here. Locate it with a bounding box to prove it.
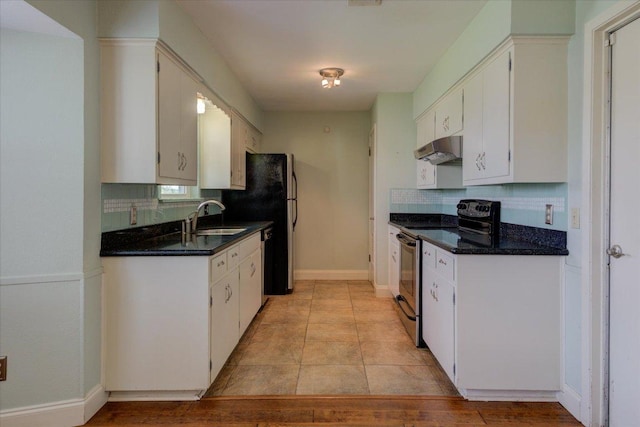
[608,17,640,426]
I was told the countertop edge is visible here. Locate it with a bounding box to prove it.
[389,217,569,256]
[100,221,273,257]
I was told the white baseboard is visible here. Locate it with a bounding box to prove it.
[461,388,559,402]
[557,384,582,423]
[294,270,369,281]
[0,384,107,427]
[84,384,108,422]
[107,390,202,401]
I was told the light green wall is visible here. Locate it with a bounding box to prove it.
[413,0,575,118]
[0,25,88,410]
[262,112,371,272]
[98,0,263,130]
[372,93,416,288]
[412,1,511,117]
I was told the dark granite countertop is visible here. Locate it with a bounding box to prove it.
[389,213,568,256]
[100,218,273,257]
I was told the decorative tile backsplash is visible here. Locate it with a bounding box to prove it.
[390,183,567,230]
[101,184,221,232]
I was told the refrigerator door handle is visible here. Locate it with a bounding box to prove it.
[293,199,298,229]
[292,170,298,199]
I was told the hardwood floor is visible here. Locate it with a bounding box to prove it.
[85,396,582,426]
[87,281,582,426]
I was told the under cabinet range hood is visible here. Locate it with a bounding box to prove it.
[414,136,462,165]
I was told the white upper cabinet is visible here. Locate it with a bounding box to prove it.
[101,39,200,184]
[462,37,569,186]
[434,88,463,140]
[198,90,233,190]
[416,99,463,190]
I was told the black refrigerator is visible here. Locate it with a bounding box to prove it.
[221,153,297,295]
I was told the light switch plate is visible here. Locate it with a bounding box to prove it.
[130,205,137,225]
[571,208,580,229]
[545,204,553,225]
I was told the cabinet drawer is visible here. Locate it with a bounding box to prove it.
[227,244,241,270]
[239,233,260,260]
[422,243,436,270]
[435,249,455,281]
[210,252,228,281]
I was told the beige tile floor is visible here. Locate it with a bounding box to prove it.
[205,280,459,396]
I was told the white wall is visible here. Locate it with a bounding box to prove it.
[262,112,370,278]
[371,94,416,290]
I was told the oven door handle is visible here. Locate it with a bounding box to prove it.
[395,295,417,321]
[396,233,416,248]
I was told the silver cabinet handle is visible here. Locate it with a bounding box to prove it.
[391,255,396,263]
[607,245,626,259]
[181,153,187,171]
[480,152,486,170]
[438,258,447,266]
[217,260,225,267]
[250,262,256,277]
[475,153,481,171]
[178,151,182,169]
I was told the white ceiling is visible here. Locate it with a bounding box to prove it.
[177,0,486,112]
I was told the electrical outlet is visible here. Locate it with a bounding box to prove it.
[0,356,7,381]
[130,205,137,225]
[571,208,581,229]
[545,204,553,225]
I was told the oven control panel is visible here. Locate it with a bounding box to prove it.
[456,199,500,219]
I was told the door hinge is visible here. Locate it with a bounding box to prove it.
[157,152,161,164]
[368,254,371,262]
[368,147,371,156]
[210,296,213,307]
[453,363,456,376]
[606,32,617,47]
[209,359,212,371]
[453,293,456,305]
[508,55,512,71]
[508,150,511,162]
[157,61,160,73]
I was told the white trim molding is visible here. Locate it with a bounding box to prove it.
[581,2,640,426]
[294,269,369,281]
[0,267,103,286]
[0,384,107,427]
[558,384,582,423]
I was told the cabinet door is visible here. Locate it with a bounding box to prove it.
[435,89,463,139]
[416,110,435,148]
[482,49,511,180]
[239,249,262,335]
[157,51,183,180]
[180,73,198,181]
[421,267,437,350]
[230,115,247,188]
[416,161,435,189]
[210,272,240,383]
[432,278,455,382]
[462,72,484,183]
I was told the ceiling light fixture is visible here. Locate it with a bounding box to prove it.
[319,68,344,89]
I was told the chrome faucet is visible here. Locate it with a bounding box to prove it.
[183,199,226,235]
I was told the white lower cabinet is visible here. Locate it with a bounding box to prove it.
[388,225,400,297]
[239,236,262,335]
[421,241,563,400]
[210,270,239,384]
[103,231,263,399]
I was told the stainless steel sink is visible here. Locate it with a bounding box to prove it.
[196,228,247,236]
